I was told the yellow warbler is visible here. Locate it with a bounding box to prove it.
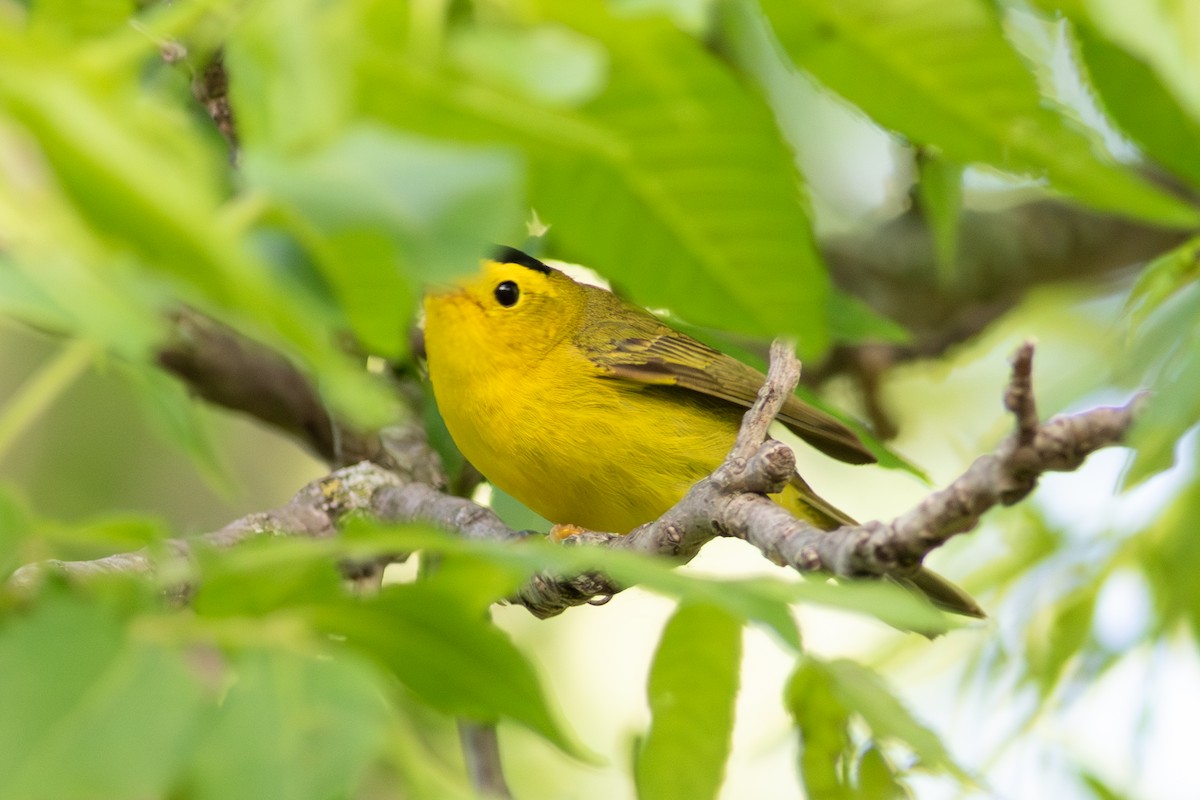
[423,247,981,618]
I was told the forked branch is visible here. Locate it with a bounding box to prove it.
[9,341,1139,624]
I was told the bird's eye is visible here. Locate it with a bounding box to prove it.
[494,280,520,307]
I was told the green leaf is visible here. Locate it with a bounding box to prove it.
[191,538,345,618]
[1121,282,1200,486]
[856,746,912,799]
[225,0,356,153]
[305,585,596,762]
[0,338,95,465]
[635,603,742,800]
[360,4,832,357]
[1079,770,1128,800]
[760,0,1200,227]
[0,593,204,800]
[0,41,236,303]
[818,659,962,778]
[785,657,854,799]
[448,24,609,107]
[1024,585,1097,697]
[914,149,964,282]
[1036,0,1200,129]
[826,290,911,346]
[185,648,391,800]
[787,657,965,794]
[244,126,524,355]
[1074,24,1200,189]
[340,521,804,649]
[117,360,231,492]
[1137,477,1200,641]
[0,485,35,582]
[0,24,385,428]
[343,523,955,645]
[1123,235,1200,331]
[28,0,136,41]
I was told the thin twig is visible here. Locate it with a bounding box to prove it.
[457,721,514,799]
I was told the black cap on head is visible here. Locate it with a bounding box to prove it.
[491,245,552,275]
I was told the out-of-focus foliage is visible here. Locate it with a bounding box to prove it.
[0,0,1199,797]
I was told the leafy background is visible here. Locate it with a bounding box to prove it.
[2,0,1199,798]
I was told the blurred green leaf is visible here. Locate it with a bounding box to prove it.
[817,658,963,779]
[635,603,742,800]
[760,0,1200,227]
[1074,24,1200,189]
[786,656,854,799]
[788,656,966,794]
[306,585,596,762]
[1123,235,1200,331]
[343,523,956,644]
[0,22,392,429]
[1121,282,1200,485]
[185,648,390,800]
[1024,585,1097,697]
[117,360,231,491]
[0,484,35,581]
[0,338,95,464]
[0,39,236,301]
[191,538,345,618]
[1079,769,1130,800]
[225,0,355,154]
[28,0,135,41]
[0,593,204,800]
[360,3,832,357]
[341,521,805,647]
[826,290,911,346]
[245,126,524,355]
[1137,476,1200,642]
[1036,0,1200,129]
[857,746,912,799]
[915,149,964,282]
[448,24,609,107]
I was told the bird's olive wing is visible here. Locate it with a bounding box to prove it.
[582,320,876,465]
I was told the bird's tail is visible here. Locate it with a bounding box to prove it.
[774,475,985,620]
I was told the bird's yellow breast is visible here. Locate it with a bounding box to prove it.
[427,311,742,532]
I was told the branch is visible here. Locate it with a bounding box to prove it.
[156,308,444,485]
[6,462,403,594]
[8,342,1138,622]
[813,197,1186,435]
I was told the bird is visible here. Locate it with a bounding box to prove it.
[422,246,982,619]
